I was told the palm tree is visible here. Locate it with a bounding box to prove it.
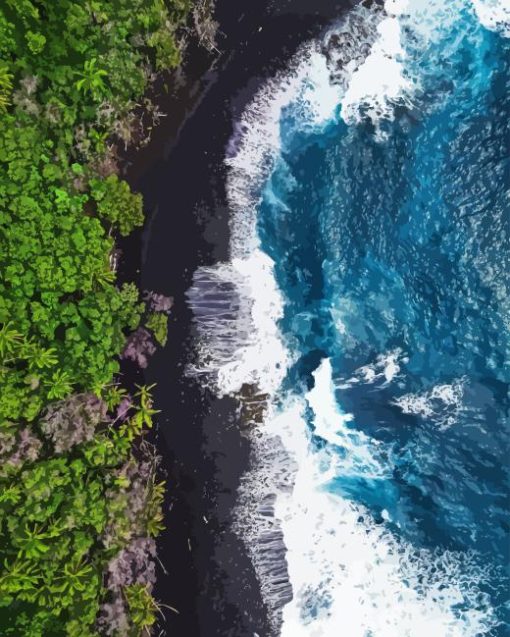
[45,370,73,400]
[134,383,159,428]
[74,58,107,100]
[23,341,58,371]
[0,63,13,113]
[0,322,23,361]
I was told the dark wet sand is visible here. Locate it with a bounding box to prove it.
[120,1,351,635]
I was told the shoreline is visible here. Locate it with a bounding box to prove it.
[120,1,350,634]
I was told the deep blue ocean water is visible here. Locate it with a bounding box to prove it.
[256,5,509,632]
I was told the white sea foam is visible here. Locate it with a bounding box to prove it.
[269,360,496,637]
[471,0,510,36]
[336,349,407,389]
[338,0,494,134]
[186,251,290,395]
[226,44,344,262]
[393,380,466,429]
[308,359,388,480]
[340,10,413,131]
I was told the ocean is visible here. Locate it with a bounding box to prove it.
[189,0,510,634]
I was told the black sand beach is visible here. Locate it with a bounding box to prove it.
[120,1,351,635]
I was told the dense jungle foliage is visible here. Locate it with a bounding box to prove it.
[0,1,190,634]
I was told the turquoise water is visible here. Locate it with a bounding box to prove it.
[257,5,509,632]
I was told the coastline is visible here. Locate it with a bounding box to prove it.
[120,1,350,634]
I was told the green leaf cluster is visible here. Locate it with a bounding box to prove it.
[0,0,191,634]
[146,312,169,347]
[0,61,12,111]
[90,175,144,237]
[125,584,159,632]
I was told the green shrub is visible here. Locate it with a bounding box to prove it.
[90,175,144,237]
[146,312,169,347]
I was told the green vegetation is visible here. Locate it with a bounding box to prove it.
[146,312,169,347]
[0,1,191,634]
